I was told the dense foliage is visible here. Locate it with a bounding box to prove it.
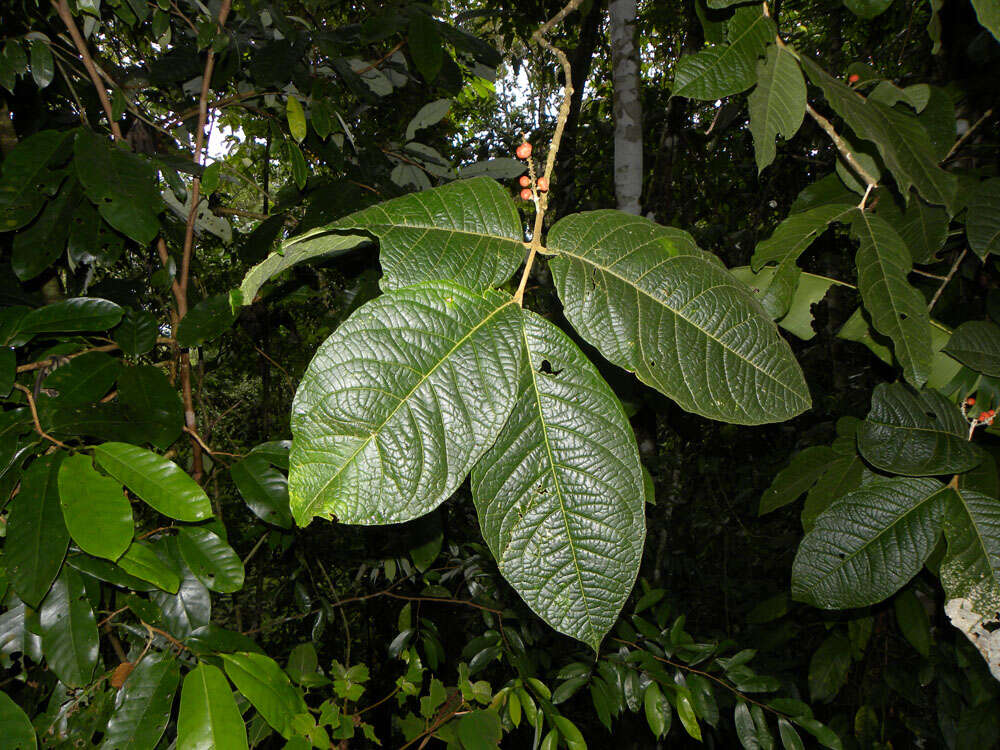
[1,0,999,747]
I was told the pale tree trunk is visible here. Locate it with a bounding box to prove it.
[609,0,643,214]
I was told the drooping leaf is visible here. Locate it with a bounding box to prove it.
[967,178,1000,259]
[39,567,98,687]
[0,129,73,232]
[220,652,308,738]
[118,541,180,594]
[0,689,36,749]
[759,445,837,515]
[939,487,1000,615]
[971,0,1000,41]
[672,6,775,99]
[778,718,805,750]
[101,652,180,750]
[471,310,646,650]
[808,633,852,702]
[289,281,523,526]
[894,587,932,656]
[792,477,950,608]
[42,351,120,405]
[857,382,982,475]
[286,96,307,143]
[409,11,443,82]
[851,210,933,387]
[177,664,249,750]
[94,442,212,522]
[734,702,759,749]
[748,44,806,173]
[177,526,245,593]
[7,453,68,607]
[230,455,293,528]
[117,365,184,450]
[175,293,237,348]
[944,321,1000,376]
[844,0,893,19]
[18,298,124,334]
[58,453,133,561]
[548,210,810,425]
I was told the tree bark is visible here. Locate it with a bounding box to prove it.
[610,0,643,214]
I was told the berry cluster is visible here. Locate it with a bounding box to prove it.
[514,139,548,201]
[963,396,996,428]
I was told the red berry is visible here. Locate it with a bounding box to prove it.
[516,142,532,160]
[536,176,549,192]
[519,175,531,187]
[520,188,533,201]
[967,397,976,406]
[848,73,860,83]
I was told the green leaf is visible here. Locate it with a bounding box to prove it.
[777,718,805,750]
[672,6,775,99]
[114,309,159,356]
[645,682,670,738]
[857,382,982,475]
[967,178,1000,258]
[289,282,522,526]
[177,526,244,593]
[7,453,69,607]
[18,298,124,334]
[944,320,1000,376]
[175,293,237,348]
[65,553,155,591]
[808,633,851,702]
[0,690,36,749]
[28,40,54,88]
[801,57,958,213]
[94,443,210,521]
[876,191,949,264]
[471,310,645,650]
[178,664,249,750]
[74,131,162,243]
[759,446,837,515]
[288,141,307,190]
[940,487,1000,615]
[748,45,806,173]
[230,455,293,528]
[971,0,1000,41]
[58,453,133,561]
[844,0,893,18]
[406,98,451,141]
[117,365,184,450]
[894,587,932,656]
[199,162,221,195]
[675,688,703,741]
[221,652,308,738]
[286,96,307,143]
[0,129,73,231]
[0,348,14,398]
[43,351,120,405]
[11,179,82,281]
[851,210,933,388]
[409,12,443,82]
[792,477,950,608]
[101,652,180,749]
[735,702,759,749]
[151,556,210,637]
[39,567,98,687]
[118,541,180,594]
[549,210,810,425]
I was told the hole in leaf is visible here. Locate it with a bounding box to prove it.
[899,312,908,320]
[538,359,562,376]
[648,360,656,368]
[925,412,937,420]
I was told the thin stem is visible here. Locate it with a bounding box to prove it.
[928,248,967,311]
[944,108,993,162]
[805,103,879,192]
[13,384,71,450]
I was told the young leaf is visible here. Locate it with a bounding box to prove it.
[549,210,810,425]
[58,453,133,561]
[178,664,249,750]
[177,526,245,593]
[39,567,98,688]
[470,310,645,651]
[94,442,212,522]
[792,477,950,608]
[939,487,1000,615]
[221,652,308,738]
[748,45,806,173]
[0,690,36,749]
[289,282,523,526]
[101,652,180,749]
[943,320,1000,376]
[851,210,933,388]
[7,453,68,608]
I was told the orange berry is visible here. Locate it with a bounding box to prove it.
[848,73,860,83]
[967,397,976,406]
[536,176,549,192]
[516,142,532,160]
[520,188,533,201]
[519,175,531,187]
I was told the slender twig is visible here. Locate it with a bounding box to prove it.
[242,531,269,566]
[353,40,406,74]
[805,103,879,194]
[928,248,967,311]
[910,268,947,280]
[13,384,71,449]
[944,108,993,162]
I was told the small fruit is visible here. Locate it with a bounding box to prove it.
[111,661,135,689]
[966,397,976,406]
[520,188,533,201]
[519,175,531,187]
[848,73,860,83]
[536,176,549,192]
[516,142,532,160]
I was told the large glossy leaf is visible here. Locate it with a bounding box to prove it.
[101,652,180,750]
[0,129,72,232]
[748,45,806,173]
[116,366,184,450]
[672,7,775,99]
[759,445,837,516]
[113,309,159,356]
[74,131,162,243]
[7,453,68,607]
[11,179,82,281]
[943,320,1000,376]
[289,281,523,526]
[857,383,982,475]
[792,477,950,608]
[43,351,120,405]
[39,567,98,687]
[151,565,211,638]
[65,554,155,591]
[175,293,237,348]
[0,689,36,749]
[940,487,1000,615]
[58,453,133,561]
[230,455,293,528]
[94,442,212,522]
[18,298,123,334]
[239,177,523,304]
[470,310,646,650]
[220,652,308,738]
[851,210,933,387]
[177,527,244,593]
[118,541,180,594]
[801,57,957,213]
[548,210,810,425]
[967,178,1000,259]
[177,664,249,750]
